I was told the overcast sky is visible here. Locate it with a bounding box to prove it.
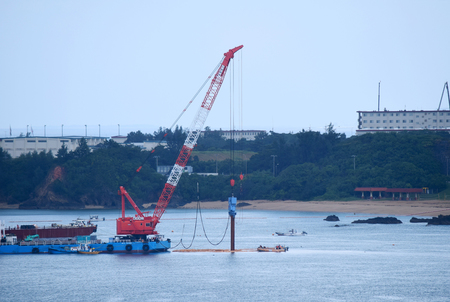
[1,1,449,138]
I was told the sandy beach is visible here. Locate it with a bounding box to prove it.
[179,199,450,217]
[2,199,450,217]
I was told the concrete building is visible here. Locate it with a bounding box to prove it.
[157,165,192,175]
[0,136,107,158]
[356,110,450,135]
[202,130,266,141]
[124,140,167,151]
[110,135,127,144]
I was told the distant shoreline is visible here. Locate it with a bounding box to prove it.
[2,199,450,217]
[179,199,450,217]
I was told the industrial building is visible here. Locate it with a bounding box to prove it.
[0,136,107,158]
[356,109,450,135]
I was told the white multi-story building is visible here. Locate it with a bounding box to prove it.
[356,110,450,135]
[0,136,107,158]
[201,130,266,141]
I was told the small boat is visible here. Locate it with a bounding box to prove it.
[48,246,78,254]
[275,229,307,236]
[89,215,105,222]
[257,245,288,252]
[77,244,100,255]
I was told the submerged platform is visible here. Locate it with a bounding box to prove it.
[174,248,256,253]
[173,247,288,253]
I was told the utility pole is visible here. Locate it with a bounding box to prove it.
[352,155,356,170]
[154,156,160,172]
[378,81,381,111]
[271,155,277,177]
[85,125,87,137]
[446,156,448,176]
[61,124,64,137]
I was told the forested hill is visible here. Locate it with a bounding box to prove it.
[0,127,448,209]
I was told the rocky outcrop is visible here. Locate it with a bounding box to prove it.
[324,215,340,221]
[410,215,450,225]
[410,217,431,223]
[352,217,402,224]
[426,215,450,225]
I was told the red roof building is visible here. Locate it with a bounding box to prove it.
[354,187,423,200]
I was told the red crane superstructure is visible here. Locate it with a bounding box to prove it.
[117,45,243,237]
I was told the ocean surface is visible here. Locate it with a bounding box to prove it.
[1,208,449,302]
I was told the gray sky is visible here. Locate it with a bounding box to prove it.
[1,1,449,138]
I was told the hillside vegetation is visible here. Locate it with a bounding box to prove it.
[0,126,448,209]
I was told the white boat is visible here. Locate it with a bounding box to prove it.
[275,229,307,236]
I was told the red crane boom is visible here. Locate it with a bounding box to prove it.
[117,45,243,236]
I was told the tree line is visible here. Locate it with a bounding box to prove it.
[0,125,448,209]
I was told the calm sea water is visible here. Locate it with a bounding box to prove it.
[1,208,449,302]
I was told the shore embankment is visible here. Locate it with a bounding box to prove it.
[2,199,450,217]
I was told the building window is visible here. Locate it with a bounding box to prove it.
[440,120,443,122]
[403,113,406,116]
[377,113,380,116]
[409,113,413,116]
[402,120,406,123]
[370,120,373,123]
[389,120,393,123]
[433,120,437,123]
[5,140,13,143]
[383,120,387,123]
[38,140,47,143]
[370,113,374,116]
[363,113,367,117]
[396,113,399,116]
[410,120,413,123]
[376,120,380,123]
[27,140,35,143]
[363,120,367,123]
[396,120,400,123]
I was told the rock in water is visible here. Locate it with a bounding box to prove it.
[324,215,340,222]
[352,217,402,224]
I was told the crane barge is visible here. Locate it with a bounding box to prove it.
[0,46,243,254]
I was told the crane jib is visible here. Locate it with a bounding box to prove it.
[152,45,243,223]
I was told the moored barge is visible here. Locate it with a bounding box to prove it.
[3,222,97,241]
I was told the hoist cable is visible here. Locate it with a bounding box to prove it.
[198,202,230,246]
[124,58,223,188]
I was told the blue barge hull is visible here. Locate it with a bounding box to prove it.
[0,240,171,254]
